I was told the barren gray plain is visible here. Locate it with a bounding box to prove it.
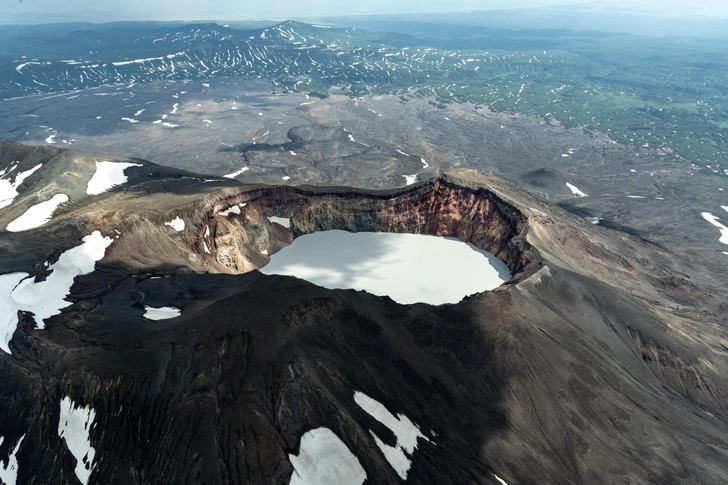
[1,76,726,287]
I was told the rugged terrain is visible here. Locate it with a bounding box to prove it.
[1,139,728,484]
[2,76,726,291]
[2,19,727,296]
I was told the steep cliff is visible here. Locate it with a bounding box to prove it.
[201,177,534,280]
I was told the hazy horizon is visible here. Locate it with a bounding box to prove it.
[4,0,728,25]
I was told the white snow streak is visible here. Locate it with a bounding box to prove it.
[494,474,510,485]
[0,435,24,485]
[354,391,430,480]
[223,167,249,179]
[58,397,96,485]
[86,161,141,195]
[0,231,113,354]
[267,216,291,228]
[143,305,181,320]
[5,193,69,232]
[219,204,245,216]
[0,163,42,209]
[702,212,728,245]
[403,174,417,186]
[585,216,602,225]
[165,216,185,232]
[288,428,366,485]
[565,182,587,197]
[112,52,184,66]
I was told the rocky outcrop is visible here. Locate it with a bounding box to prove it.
[204,177,536,280]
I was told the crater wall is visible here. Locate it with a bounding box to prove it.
[204,179,538,279]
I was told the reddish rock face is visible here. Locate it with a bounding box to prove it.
[206,179,537,279]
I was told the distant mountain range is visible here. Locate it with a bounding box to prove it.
[0,20,604,100]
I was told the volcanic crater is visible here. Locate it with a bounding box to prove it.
[2,140,728,485]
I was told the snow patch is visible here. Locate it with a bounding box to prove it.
[288,428,366,485]
[354,392,430,480]
[219,205,243,216]
[0,231,113,353]
[86,161,142,195]
[112,52,184,66]
[565,182,587,197]
[144,305,181,320]
[403,174,417,185]
[702,212,728,245]
[6,193,69,232]
[58,397,96,485]
[224,167,249,179]
[585,216,601,225]
[165,216,185,232]
[282,176,291,181]
[120,117,139,123]
[0,163,43,209]
[494,475,510,485]
[0,434,24,485]
[268,216,291,228]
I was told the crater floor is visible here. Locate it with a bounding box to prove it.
[260,230,512,305]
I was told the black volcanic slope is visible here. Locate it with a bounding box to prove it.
[1,138,728,485]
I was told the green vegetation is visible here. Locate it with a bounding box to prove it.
[1,20,726,176]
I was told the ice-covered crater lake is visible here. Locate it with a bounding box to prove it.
[261,230,511,305]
